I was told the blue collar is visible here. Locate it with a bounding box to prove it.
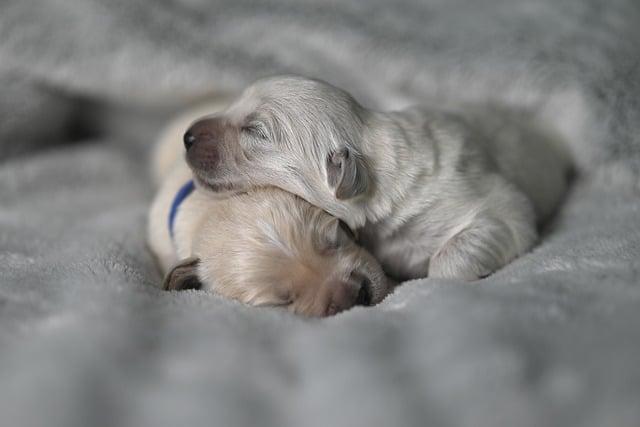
[168,180,195,239]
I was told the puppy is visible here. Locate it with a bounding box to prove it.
[147,105,392,317]
[181,76,571,281]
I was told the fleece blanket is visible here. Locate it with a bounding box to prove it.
[1,1,639,426]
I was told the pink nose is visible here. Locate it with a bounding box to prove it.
[184,117,225,149]
[184,118,224,170]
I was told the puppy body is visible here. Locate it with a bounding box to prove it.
[148,109,392,316]
[355,106,567,280]
[182,76,570,281]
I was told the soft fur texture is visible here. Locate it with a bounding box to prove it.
[148,119,392,315]
[183,76,570,281]
[1,1,640,427]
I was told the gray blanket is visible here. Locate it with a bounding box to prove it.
[1,1,639,426]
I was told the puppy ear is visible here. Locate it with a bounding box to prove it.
[326,148,369,200]
[163,257,202,291]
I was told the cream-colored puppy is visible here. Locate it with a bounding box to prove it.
[181,76,571,281]
[148,105,392,317]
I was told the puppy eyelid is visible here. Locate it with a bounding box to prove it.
[241,122,268,140]
[325,221,356,250]
[274,289,293,306]
[254,298,292,308]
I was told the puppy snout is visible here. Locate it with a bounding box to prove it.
[184,118,221,148]
[184,118,224,169]
[325,273,372,316]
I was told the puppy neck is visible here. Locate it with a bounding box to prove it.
[358,111,437,224]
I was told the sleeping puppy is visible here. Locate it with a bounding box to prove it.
[182,76,571,281]
[148,107,392,316]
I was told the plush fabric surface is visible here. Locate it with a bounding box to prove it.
[1,1,639,426]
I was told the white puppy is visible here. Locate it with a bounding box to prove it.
[148,105,393,317]
[181,76,571,281]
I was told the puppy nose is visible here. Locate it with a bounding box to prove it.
[183,131,196,151]
[355,278,372,306]
[325,275,372,315]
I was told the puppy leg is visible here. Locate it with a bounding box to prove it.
[428,216,536,281]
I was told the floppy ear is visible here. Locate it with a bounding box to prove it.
[326,148,369,200]
[163,257,202,291]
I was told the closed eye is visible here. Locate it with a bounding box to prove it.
[241,122,268,140]
[253,299,292,308]
[275,300,293,307]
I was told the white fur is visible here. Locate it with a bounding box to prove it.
[147,104,393,316]
[184,76,571,281]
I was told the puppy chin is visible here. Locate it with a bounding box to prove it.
[192,174,247,198]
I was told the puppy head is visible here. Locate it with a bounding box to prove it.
[183,76,371,225]
[164,190,393,317]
